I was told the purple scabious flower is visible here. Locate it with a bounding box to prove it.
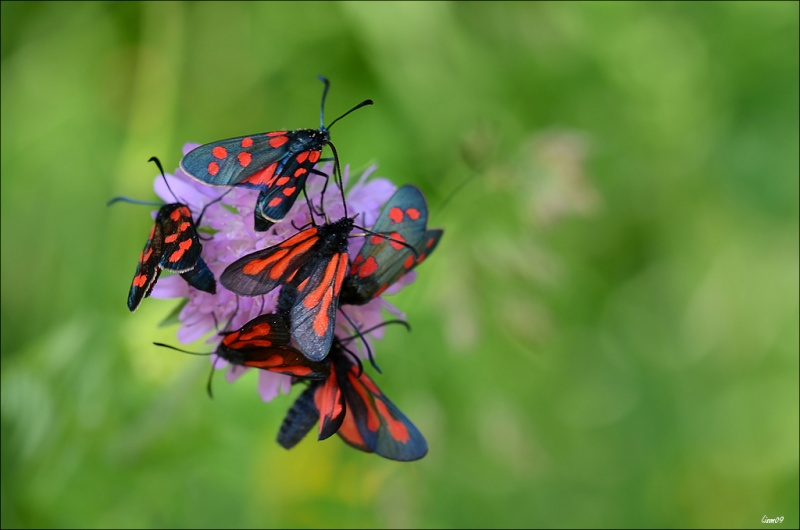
[150,143,411,402]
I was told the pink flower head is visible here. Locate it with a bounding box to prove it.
[150,143,409,401]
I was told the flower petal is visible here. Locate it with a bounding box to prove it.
[149,274,191,299]
[257,372,291,402]
[182,142,201,156]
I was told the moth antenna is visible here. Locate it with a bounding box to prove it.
[148,156,183,204]
[152,342,210,356]
[436,171,478,216]
[301,187,321,227]
[312,74,372,217]
[106,197,163,207]
[153,340,219,399]
[317,73,373,131]
[317,75,331,129]
[206,354,222,399]
[195,188,234,226]
[338,340,365,377]
[316,156,331,218]
[326,99,374,131]
[339,308,381,374]
[152,342,220,398]
[325,141,348,219]
[340,319,411,343]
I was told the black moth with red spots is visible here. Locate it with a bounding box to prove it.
[220,217,355,361]
[180,130,325,231]
[214,314,330,380]
[340,185,443,306]
[179,77,372,231]
[277,337,428,462]
[127,203,215,312]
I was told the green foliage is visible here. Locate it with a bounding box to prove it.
[1,2,797,528]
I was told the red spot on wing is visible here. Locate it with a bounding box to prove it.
[276,176,290,186]
[242,162,278,186]
[133,274,149,288]
[178,206,191,217]
[405,208,421,220]
[241,340,277,349]
[349,371,381,432]
[403,254,415,269]
[238,152,252,167]
[221,330,242,346]
[338,408,367,448]
[313,297,331,337]
[350,254,364,275]
[388,207,403,223]
[280,227,318,248]
[360,375,381,395]
[208,161,220,176]
[387,232,406,250]
[164,233,179,244]
[312,256,347,336]
[304,258,339,309]
[241,137,253,148]
[369,235,383,245]
[212,146,228,159]
[266,131,287,137]
[269,236,318,280]
[168,239,193,262]
[294,167,307,177]
[333,254,347,292]
[315,370,343,435]
[296,152,309,164]
[427,237,436,248]
[269,136,288,148]
[238,322,272,341]
[141,248,153,263]
[307,255,346,338]
[416,252,427,264]
[268,197,282,208]
[242,249,288,276]
[308,151,321,163]
[227,339,275,349]
[283,365,313,376]
[297,277,310,292]
[358,256,378,278]
[170,208,182,221]
[282,186,296,197]
[375,398,410,442]
[254,354,283,368]
[178,221,191,232]
[374,284,389,297]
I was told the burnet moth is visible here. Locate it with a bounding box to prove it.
[179,76,373,231]
[154,313,329,397]
[110,157,225,312]
[340,184,443,305]
[277,337,428,462]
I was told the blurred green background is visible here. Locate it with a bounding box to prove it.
[2,1,798,528]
